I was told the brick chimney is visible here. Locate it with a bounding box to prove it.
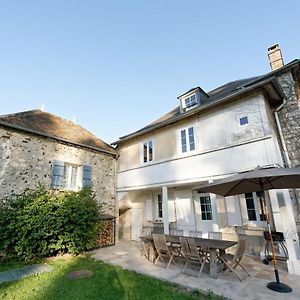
[268,44,284,70]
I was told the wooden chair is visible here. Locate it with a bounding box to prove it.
[189,230,202,238]
[180,237,208,278]
[169,229,184,236]
[217,234,250,281]
[140,227,153,260]
[208,231,222,240]
[153,234,178,269]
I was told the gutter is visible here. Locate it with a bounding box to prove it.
[0,120,117,157]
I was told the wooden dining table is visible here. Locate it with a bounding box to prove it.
[140,234,237,279]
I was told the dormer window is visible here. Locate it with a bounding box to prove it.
[178,87,208,113]
[184,94,197,110]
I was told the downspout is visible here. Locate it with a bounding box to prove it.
[274,101,292,168]
[274,92,300,215]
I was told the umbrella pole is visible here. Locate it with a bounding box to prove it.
[262,190,292,293]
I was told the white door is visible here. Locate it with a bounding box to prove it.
[194,192,218,237]
[131,208,143,241]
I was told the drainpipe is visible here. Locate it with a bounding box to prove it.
[274,97,300,215]
[274,101,292,168]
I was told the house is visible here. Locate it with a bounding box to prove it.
[0,109,117,217]
[113,45,300,275]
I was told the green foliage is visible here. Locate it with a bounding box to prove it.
[0,186,102,259]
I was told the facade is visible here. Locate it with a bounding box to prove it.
[114,45,300,275]
[0,109,117,216]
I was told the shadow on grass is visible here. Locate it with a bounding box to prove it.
[0,255,215,300]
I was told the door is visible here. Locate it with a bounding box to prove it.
[131,208,143,241]
[194,191,218,237]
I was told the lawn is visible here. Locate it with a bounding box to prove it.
[0,255,223,300]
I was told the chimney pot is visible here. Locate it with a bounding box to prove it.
[268,44,284,71]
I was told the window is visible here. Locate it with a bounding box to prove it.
[199,194,212,220]
[143,140,153,163]
[239,116,248,125]
[180,127,195,153]
[157,194,163,218]
[51,160,91,191]
[245,192,266,222]
[184,94,197,110]
[245,192,256,221]
[63,164,79,190]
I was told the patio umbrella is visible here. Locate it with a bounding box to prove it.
[198,167,300,293]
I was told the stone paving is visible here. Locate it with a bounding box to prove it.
[0,264,53,283]
[90,240,300,300]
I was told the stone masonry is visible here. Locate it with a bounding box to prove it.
[277,71,300,227]
[0,126,116,216]
[277,71,300,167]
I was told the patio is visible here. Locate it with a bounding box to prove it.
[90,240,300,300]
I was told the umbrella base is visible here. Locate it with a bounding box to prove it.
[267,281,292,293]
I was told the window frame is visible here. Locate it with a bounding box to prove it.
[157,194,163,219]
[239,115,249,126]
[198,193,213,221]
[141,139,154,164]
[178,125,196,154]
[181,93,198,112]
[63,163,81,191]
[244,192,267,224]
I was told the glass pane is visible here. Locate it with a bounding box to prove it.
[148,141,153,161]
[158,194,163,218]
[185,97,191,108]
[206,212,212,220]
[188,127,195,151]
[143,143,148,162]
[248,209,257,221]
[246,198,255,209]
[240,116,248,125]
[181,130,187,152]
[70,166,78,189]
[190,94,197,106]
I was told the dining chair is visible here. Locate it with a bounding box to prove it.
[217,234,250,281]
[169,229,184,236]
[208,231,222,240]
[189,230,202,238]
[179,237,208,278]
[153,234,178,269]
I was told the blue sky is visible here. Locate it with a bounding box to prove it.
[1,1,300,143]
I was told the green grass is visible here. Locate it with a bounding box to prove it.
[0,255,223,300]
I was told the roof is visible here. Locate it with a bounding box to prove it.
[0,109,116,155]
[113,59,300,145]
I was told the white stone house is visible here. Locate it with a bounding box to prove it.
[113,45,300,275]
[0,109,117,216]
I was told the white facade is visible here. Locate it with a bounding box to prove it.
[116,90,300,275]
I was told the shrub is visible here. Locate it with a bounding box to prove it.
[0,186,102,259]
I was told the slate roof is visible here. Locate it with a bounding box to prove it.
[0,109,116,155]
[114,59,300,144]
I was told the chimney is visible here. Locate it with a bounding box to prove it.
[268,44,284,70]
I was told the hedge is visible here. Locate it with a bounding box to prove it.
[0,186,103,259]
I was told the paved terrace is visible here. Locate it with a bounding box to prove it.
[90,240,300,300]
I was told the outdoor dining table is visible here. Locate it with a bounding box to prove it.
[140,234,237,279]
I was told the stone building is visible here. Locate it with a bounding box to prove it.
[0,109,117,216]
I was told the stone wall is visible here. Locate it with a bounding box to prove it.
[0,126,117,216]
[277,71,300,228]
[277,72,300,167]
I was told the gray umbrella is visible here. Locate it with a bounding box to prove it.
[197,167,300,196]
[198,167,300,293]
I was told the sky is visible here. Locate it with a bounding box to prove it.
[1,1,300,144]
